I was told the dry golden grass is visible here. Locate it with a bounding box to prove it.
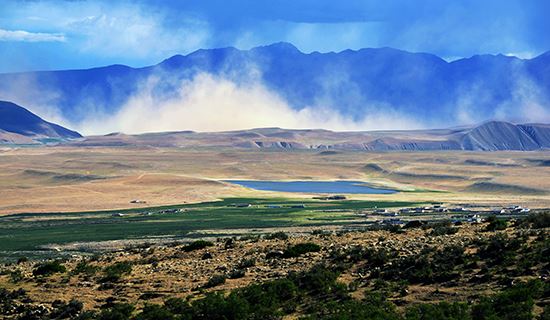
[0,146,549,214]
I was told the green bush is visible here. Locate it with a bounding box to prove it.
[101,261,133,283]
[50,299,83,319]
[183,240,214,252]
[283,242,321,258]
[265,232,289,240]
[471,280,544,320]
[33,260,66,277]
[485,216,508,231]
[97,303,135,320]
[382,245,465,284]
[228,269,246,279]
[430,226,459,236]
[477,234,522,266]
[403,220,424,229]
[135,304,174,320]
[237,258,255,269]
[203,274,226,288]
[16,257,28,264]
[71,261,99,276]
[405,302,471,320]
[9,270,23,283]
[523,212,550,229]
[163,297,191,315]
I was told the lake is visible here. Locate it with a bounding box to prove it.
[225,180,397,194]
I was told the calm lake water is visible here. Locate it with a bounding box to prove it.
[225,180,397,194]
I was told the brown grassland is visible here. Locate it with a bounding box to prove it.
[0,146,549,215]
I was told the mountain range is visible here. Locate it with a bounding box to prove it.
[0,43,549,126]
[75,121,550,151]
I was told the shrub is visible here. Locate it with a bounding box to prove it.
[97,303,135,320]
[71,261,99,276]
[304,292,400,320]
[382,245,466,284]
[203,274,226,288]
[228,269,246,279]
[183,240,214,252]
[33,260,66,277]
[16,257,28,264]
[9,270,23,283]
[163,297,191,315]
[101,261,132,283]
[485,216,508,231]
[265,232,289,240]
[135,304,174,320]
[50,299,84,319]
[237,258,256,269]
[405,301,471,320]
[477,234,522,266]
[283,242,321,258]
[430,226,459,236]
[523,212,550,229]
[290,265,344,296]
[471,280,544,320]
[403,220,424,229]
[224,238,236,249]
[190,292,249,319]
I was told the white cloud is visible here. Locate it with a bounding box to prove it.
[0,28,65,42]
[66,6,209,59]
[2,1,209,62]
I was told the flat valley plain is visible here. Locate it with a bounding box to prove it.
[0,146,549,257]
[1,146,550,215]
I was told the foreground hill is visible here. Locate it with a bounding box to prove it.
[0,214,547,319]
[75,121,550,151]
[0,43,549,125]
[0,101,81,144]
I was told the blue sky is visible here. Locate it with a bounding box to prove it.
[0,0,549,73]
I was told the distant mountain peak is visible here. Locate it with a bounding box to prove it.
[252,42,301,53]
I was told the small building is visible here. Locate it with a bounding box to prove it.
[289,204,305,208]
[228,203,251,208]
[381,218,404,225]
[382,212,399,217]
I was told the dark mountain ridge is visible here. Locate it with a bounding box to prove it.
[0,101,81,143]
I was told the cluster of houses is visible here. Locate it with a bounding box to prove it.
[112,208,185,217]
[129,199,147,204]
[493,205,531,214]
[372,203,532,226]
[312,195,347,200]
[372,204,531,217]
[227,203,306,209]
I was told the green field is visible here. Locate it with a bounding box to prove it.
[0,198,419,260]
